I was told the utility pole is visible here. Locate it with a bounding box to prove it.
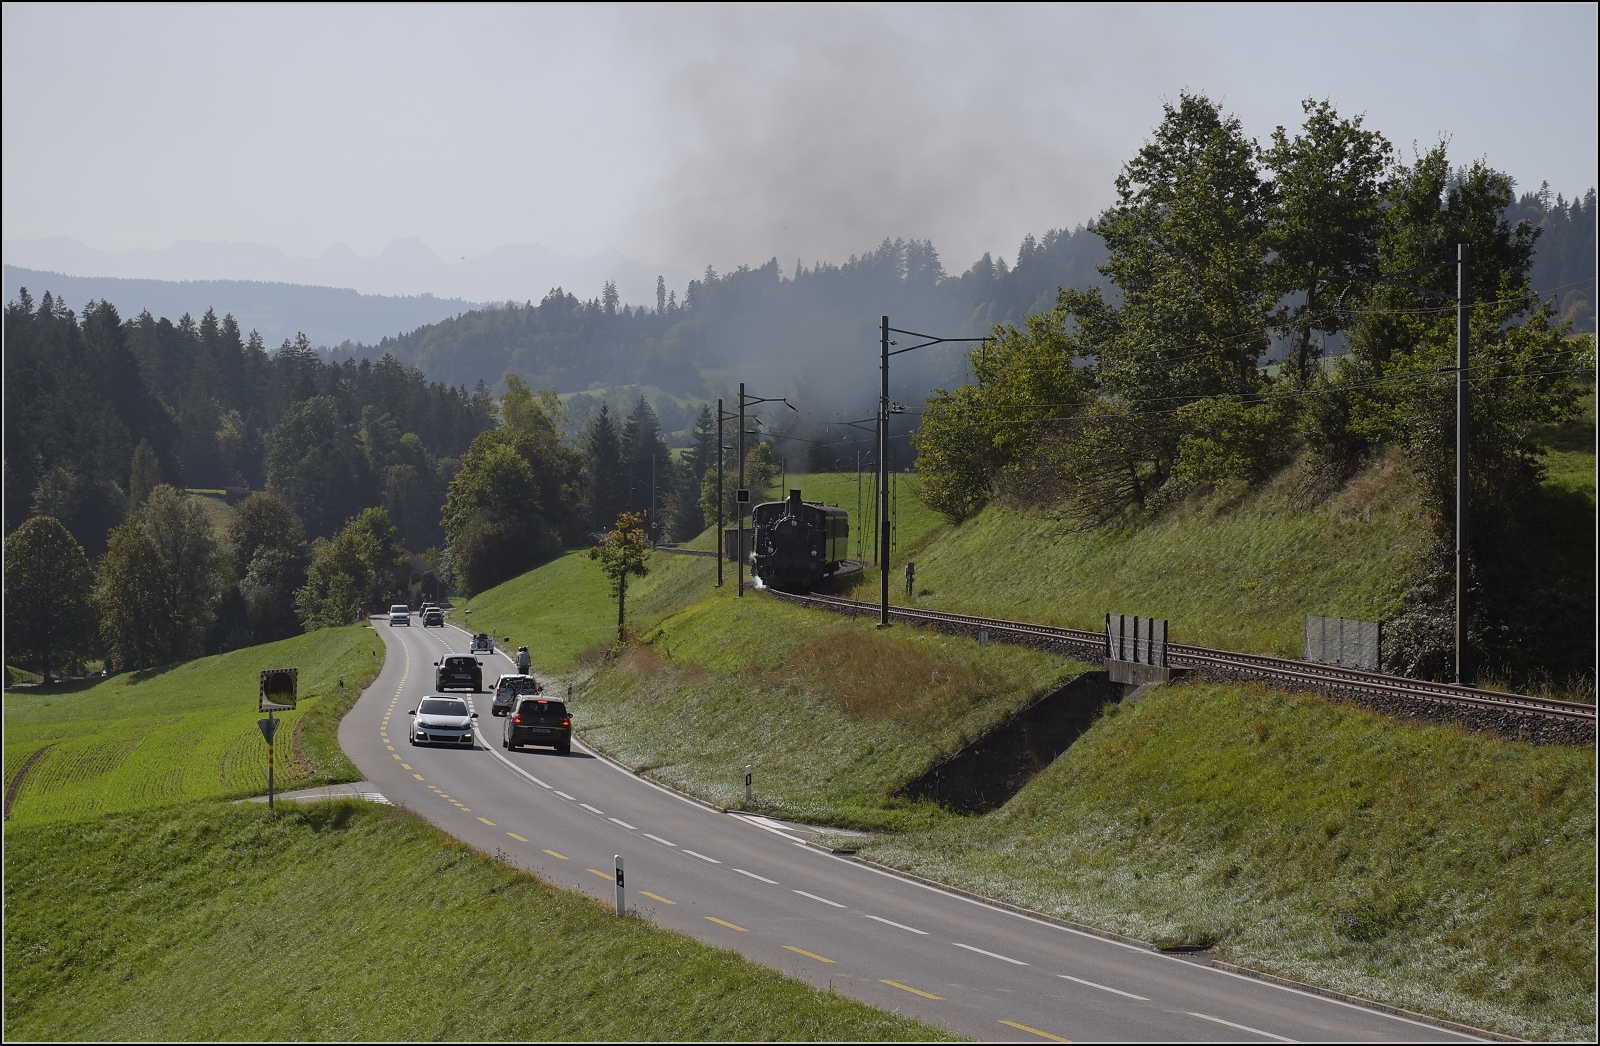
[717,397,724,587]
[738,382,746,597]
[879,316,891,627]
[1456,242,1471,686]
[650,454,657,543]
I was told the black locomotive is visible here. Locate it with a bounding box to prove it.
[752,490,850,592]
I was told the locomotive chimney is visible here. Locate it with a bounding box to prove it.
[788,489,802,515]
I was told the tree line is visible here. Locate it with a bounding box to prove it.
[913,93,1595,685]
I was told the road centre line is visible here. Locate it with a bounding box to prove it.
[641,891,676,905]
[554,791,576,801]
[543,849,568,860]
[507,833,528,842]
[734,868,779,884]
[706,916,748,932]
[1057,974,1148,1000]
[587,868,613,881]
[682,849,721,864]
[998,1019,1071,1042]
[477,817,495,825]
[865,914,928,935]
[1187,1012,1296,1042]
[880,979,942,1000]
[793,889,846,908]
[784,945,835,963]
[609,817,638,830]
[580,803,605,815]
[644,833,677,847]
[952,941,1029,965]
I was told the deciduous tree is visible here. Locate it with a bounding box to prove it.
[588,511,652,642]
[4,516,96,682]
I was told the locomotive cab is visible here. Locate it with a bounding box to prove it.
[751,489,850,592]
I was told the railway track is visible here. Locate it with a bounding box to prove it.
[779,590,1595,727]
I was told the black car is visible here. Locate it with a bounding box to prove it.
[434,654,483,692]
[422,608,444,627]
[503,697,571,753]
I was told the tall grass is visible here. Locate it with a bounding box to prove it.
[3,801,949,1042]
[2,623,378,825]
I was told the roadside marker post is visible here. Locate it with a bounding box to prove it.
[745,764,753,805]
[257,713,278,812]
[615,855,625,916]
[258,668,298,817]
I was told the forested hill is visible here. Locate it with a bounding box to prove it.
[359,186,1592,401]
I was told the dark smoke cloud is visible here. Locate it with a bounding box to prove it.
[621,6,1148,277]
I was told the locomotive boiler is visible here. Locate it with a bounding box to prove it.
[751,489,850,592]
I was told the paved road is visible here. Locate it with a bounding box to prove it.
[340,618,1486,1044]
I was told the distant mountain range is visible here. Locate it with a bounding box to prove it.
[2,265,482,349]
[1,236,688,308]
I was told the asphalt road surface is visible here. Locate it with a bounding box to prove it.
[339,618,1487,1043]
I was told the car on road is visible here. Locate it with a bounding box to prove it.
[434,654,483,692]
[422,607,444,627]
[408,696,477,746]
[503,696,571,753]
[389,604,411,626]
[490,673,541,717]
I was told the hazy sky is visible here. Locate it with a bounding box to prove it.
[3,2,1596,278]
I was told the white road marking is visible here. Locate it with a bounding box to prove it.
[865,914,928,935]
[731,813,809,843]
[734,868,778,884]
[580,803,605,815]
[644,833,677,847]
[952,941,1029,965]
[554,791,575,801]
[1188,1012,1297,1042]
[794,889,846,908]
[682,849,721,864]
[609,817,638,830]
[1058,974,1149,1000]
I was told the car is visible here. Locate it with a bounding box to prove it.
[469,632,494,653]
[389,604,411,626]
[422,608,444,627]
[408,696,477,747]
[490,673,540,717]
[434,654,483,692]
[503,696,570,753]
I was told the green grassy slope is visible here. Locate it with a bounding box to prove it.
[579,588,1078,830]
[3,801,948,1042]
[2,624,378,826]
[860,681,1595,1041]
[875,456,1432,658]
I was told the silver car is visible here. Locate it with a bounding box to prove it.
[408,696,477,746]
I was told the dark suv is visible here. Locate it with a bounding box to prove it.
[503,697,571,753]
[434,655,483,692]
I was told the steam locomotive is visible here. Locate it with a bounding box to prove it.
[751,490,850,592]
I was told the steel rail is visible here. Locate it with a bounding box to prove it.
[784,591,1595,723]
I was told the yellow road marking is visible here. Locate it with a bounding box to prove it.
[392,754,401,760]
[413,774,425,780]
[640,891,675,904]
[507,833,528,842]
[706,916,748,932]
[385,745,393,751]
[784,945,834,963]
[881,980,942,1000]
[543,849,568,860]
[587,868,613,880]
[478,817,496,825]
[999,1020,1071,1042]
[401,764,412,770]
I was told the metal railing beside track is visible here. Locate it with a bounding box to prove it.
[783,591,1595,724]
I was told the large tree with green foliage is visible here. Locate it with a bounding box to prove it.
[226,491,310,642]
[96,521,169,672]
[4,516,97,682]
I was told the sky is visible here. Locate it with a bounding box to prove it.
[3,2,1596,286]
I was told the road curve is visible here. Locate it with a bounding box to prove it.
[339,618,1489,1044]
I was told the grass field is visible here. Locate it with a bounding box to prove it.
[858,680,1596,1041]
[2,624,378,826]
[3,801,949,1042]
[863,454,1433,658]
[579,588,1079,830]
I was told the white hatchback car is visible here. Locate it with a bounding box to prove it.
[389,604,411,625]
[408,696,477,747]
